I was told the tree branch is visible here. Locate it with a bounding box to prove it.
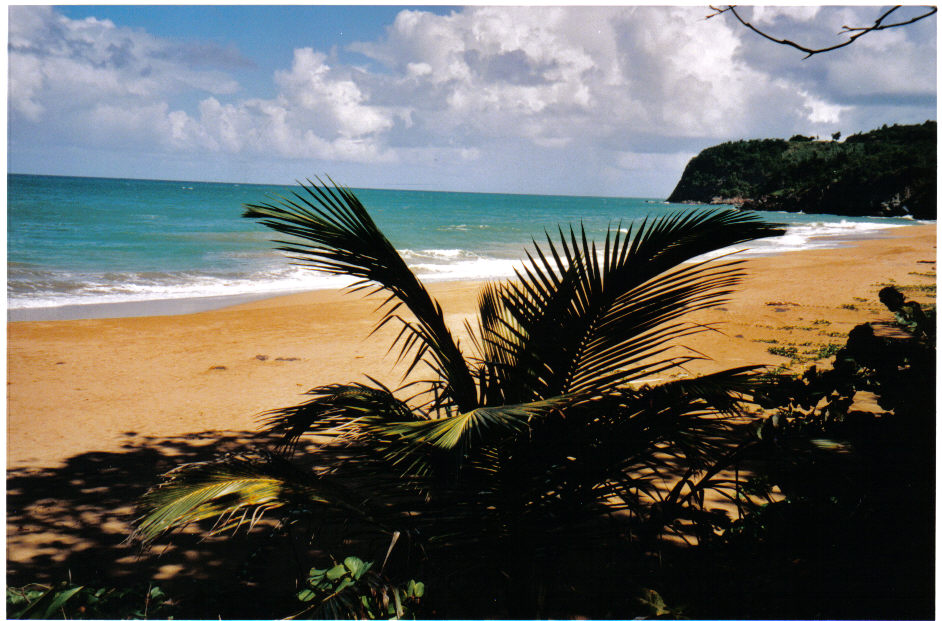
[707,5,937,59]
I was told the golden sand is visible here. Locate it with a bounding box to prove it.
[6,223,936,587]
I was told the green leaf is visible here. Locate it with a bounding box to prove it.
[335,576,355,593]
[343,556,373,580]
[15,585,83,620]
[297,589,316,603]
[406,580,424,599]
[132,453,377,545]
[244,178,477,412]
[325,563,348,582]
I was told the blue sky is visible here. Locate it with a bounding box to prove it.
[8,5,937,197]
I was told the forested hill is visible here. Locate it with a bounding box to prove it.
[667,121,937,219]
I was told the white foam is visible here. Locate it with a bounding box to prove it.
[8,220,925,311]
[695,220,910,261]
[7,266,357,309]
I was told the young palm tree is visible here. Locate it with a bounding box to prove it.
[133,179,783,616]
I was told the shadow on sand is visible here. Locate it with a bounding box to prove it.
[7,430,309,619]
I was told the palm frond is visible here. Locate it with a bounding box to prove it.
[260,380,422,452]
[473,210,783,402]
[132,453,369,545]
[353,398,572,485]
[475,366,762,517]
[243,178,477,412]
[371,396,570,452]
[136,183,790,617]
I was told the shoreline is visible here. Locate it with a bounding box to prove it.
[8,222,936,471]
[7,220,934,323]
[6,290,301,322]
[7,222,936,592]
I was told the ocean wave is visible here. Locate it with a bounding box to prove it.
[438,224,491,232]
[696,219,912,261]
[6,250,519,309]
[6,265,357,309]
[408,257,522,282]
[399,248,485,263]
[7,220,923,310]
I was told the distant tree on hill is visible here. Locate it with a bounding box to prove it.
[667,121,936,219]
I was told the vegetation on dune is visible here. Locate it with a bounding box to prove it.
[130,179,785,618]
[686,285,936,619]
[667,121,937,219]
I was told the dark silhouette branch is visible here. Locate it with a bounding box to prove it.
[707,5,937,59]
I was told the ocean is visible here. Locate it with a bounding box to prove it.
[7,173,929,321]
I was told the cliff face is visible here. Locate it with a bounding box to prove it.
[667,122,937,220]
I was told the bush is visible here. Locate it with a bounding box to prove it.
[7,582,172,620]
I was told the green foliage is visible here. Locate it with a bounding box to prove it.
[766,345,798,359]
[133,179,784,617]
[897,282,936,295]
[635,588,688,619]
[809,342,842,360]
[292,556,424,620]
[667,139,788,201]
[7,582,172,620]
[666,284,936,619]
[668,121,936,218]
[755,286,934,436]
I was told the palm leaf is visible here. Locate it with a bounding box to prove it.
[261,380,422,452]
[473,210,783,402]
[356,396,573,479]
[243,178,477,412]
[472,366,763,519]
[137,182,786,615]
[132,453,372,545]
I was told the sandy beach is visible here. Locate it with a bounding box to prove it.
[6,223,937,592]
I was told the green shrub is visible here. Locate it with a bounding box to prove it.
[294,556,424,620]
[7,582,172,620]
[767,345,799,359]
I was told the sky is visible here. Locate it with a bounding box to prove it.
[7,4,938,198]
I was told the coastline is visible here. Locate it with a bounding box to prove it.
[6,222,936,591]
[6,290,301,322]
[8,223,936,470]
[7,219,933,323]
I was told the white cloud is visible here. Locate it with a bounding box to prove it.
[7,5,936,196]
[799,92,851,125]
[8,5,240,123]
[352,6,779,145]
[731,6,936,108]
[751,6,822,25]
[8,52,45,120]
[274,48,394,138]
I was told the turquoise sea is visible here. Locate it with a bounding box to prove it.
[7,173,929,320]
